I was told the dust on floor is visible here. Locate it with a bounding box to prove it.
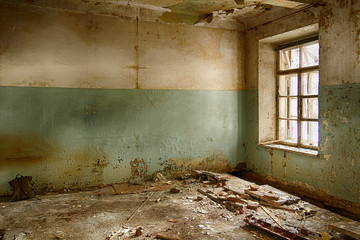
[0,172,359,240]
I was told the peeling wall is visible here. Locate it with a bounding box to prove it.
[0,2,245,194]
[244,0,360,204]
[0,88,244,194]
[0,3,245,90]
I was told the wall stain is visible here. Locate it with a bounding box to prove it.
[60,146,108,187]
[282,152,287,178]
[0,134,55,170]
[319,3,334,31]
[163,154,232,176]
[269,149,274,174]
[130,158,148,179]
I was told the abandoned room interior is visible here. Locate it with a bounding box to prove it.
[0,0,359,239]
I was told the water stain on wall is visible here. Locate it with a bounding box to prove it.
[59,146,109,187]
[0,134,55,170]
[163,154,232,176]
[130,158,148,179]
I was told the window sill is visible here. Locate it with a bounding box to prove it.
[259,143,318,157]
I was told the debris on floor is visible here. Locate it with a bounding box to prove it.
[0,171,359,240]
[329,222,360,239]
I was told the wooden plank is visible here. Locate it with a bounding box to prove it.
[329,224,360,239]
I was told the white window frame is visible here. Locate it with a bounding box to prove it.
[276,37,319,150]
[257,24,320,156]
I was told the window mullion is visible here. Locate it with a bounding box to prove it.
[297,45,302,147]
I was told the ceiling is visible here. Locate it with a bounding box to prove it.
[1,0,324,31]
[127,0,324,26]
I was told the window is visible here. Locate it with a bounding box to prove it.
[276,38,319,149]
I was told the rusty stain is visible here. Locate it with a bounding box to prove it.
[130,158,148,178]
[0,134,56,170]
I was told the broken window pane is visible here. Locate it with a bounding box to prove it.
[280,47,300,70]
[301,71,319,95]
[302,98,318,119]
[301,121,319,147]
[301,42,319,68]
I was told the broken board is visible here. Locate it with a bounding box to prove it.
[329,223,360,239]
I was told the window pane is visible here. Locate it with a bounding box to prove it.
[279,97,287,118]
[301,121,319,147]
[279,76,287,96]
[289,97,298,118]
[289,75,298,96]
[301,42,319,68]
[302,98,318,119]
[280,47,300,70]
[279,119,298,144]
[301,71,319,95]
[288,120,298,144]
[279,119,287,141]
[279,74,298,96]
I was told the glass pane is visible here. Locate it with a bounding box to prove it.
[280,47,300,70]
[279,76,287,96]
[289,75,298,96]
[301,42,319,68]
[289,97,298,118]
[279,119,287,141]
[279,120,298,144]
[301,71,319,95]
[279,74,298,96]
[279,97,287,118]
[289,120,298,143]
[301,121,319,147]
[302,98,318,119]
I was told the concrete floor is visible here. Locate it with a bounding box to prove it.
[0,176,358,240]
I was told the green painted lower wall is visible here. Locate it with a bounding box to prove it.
[2,84,358,203]
[243,84,360,203]
[0,87,244,194]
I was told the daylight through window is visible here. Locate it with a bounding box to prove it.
[277,39,319,149]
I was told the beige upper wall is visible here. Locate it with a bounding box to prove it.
[245,6,321,90]
[245,0,360,90]
[0,3,245,91]
[319,0,360,86]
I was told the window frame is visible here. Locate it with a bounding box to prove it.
[275,37,319,150]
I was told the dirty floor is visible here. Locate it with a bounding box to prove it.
[0,173,359,240]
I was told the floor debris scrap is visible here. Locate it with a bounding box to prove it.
[0,171,359,239]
